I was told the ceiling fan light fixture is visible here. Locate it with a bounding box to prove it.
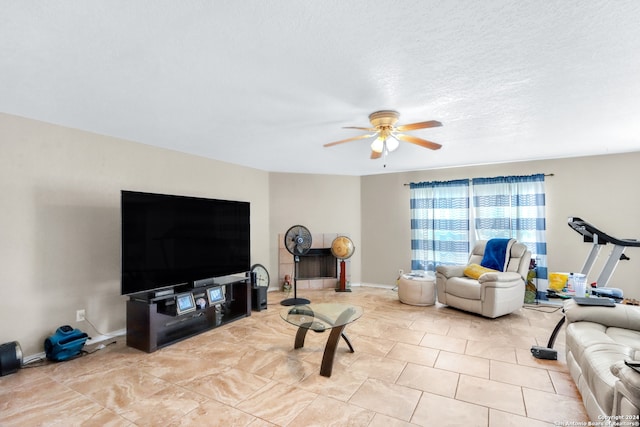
[386,135,400,152]
[323,110,443,160]
[371,136,384,153]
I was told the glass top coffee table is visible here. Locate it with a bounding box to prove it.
[280,303,363,377]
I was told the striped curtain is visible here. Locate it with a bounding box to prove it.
[472,174,548,289]
[410,179,470,272]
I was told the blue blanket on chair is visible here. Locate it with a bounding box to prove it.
[481,238,513,271]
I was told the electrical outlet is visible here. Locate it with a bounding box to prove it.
[76,309,85,322]
[399,269,404,276]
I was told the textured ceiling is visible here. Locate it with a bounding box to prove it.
[2,1,640,176]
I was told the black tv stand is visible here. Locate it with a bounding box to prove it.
[126,275,251,353]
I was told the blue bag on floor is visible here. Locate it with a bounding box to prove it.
[44,325,88,361]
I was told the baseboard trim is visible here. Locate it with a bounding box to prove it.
[359,282,395,290]
[84,328,126,347]
[22,328,127,364]
[266,282,396,291]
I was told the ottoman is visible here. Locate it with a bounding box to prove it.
[398,273,436,306]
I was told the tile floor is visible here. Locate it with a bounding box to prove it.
[0,287,589,426]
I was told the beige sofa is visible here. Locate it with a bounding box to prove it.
[435,240,531,318]
[564,299,640,421]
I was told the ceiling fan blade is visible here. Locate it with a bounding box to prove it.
[370,150,382,159]
[343,126,376,131]
[324,133,375,148]
[396,134,442,150]
[395,120,442,132]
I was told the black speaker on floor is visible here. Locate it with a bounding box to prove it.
[213,304,223,326]
[0,341,22,377]
[252,286,268,311]
[249,265,269,311]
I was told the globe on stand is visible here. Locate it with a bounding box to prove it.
[331,236,355,292]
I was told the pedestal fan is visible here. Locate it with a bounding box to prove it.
[281,225,312,306]
[331,236,355,292]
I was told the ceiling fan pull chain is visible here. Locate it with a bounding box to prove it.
[383,141,388,168]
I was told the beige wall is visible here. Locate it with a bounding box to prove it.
[0,113,271,355]
[361,153,640,299]
[268,173,361,289]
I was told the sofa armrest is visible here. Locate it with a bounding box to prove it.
[564,299,640,331]
[611,361,640,415]
[478,271,523,286]
[436,265,466,279]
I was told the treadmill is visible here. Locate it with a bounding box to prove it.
[531,217,639,360]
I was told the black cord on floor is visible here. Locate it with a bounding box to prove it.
[83,339,118,354]
[523,304,563,313]
[20,340,118,369]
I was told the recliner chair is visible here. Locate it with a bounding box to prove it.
[435,239,531,318]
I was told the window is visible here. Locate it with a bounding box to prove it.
[410,174,547,289]
[410,179,470,271]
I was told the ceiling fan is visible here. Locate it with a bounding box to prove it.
[323,110,443,159]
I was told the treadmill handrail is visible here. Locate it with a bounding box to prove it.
[568,217,640,247]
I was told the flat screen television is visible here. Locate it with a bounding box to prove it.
[121,190,250,295]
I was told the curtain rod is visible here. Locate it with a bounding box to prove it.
[402,173,554,186]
